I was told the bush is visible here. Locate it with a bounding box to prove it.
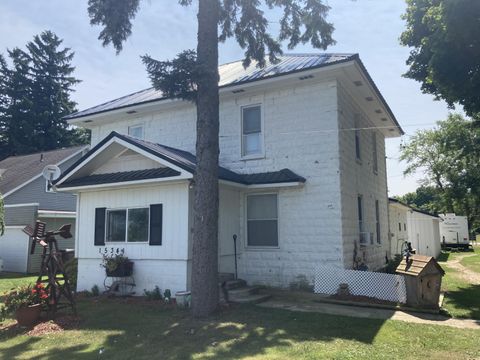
[144,286,162,301]
[64,258,78,291]
[385,255,403,274]
[91,285,100,297]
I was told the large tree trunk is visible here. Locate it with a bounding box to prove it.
[191,0,220,318]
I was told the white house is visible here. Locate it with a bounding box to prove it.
[55,54,403,294]
[389,198,442,258]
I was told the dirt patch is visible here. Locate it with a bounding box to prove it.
[330,293,399,307]
[0,315,81,336]
[440,253,480,284]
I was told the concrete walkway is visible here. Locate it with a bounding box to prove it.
[258,297,480,330]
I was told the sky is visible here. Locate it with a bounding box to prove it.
[0,0,455,196]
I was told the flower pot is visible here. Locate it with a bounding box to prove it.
[15,304,42,327]
[106,261,134,277]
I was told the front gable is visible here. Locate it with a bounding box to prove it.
[55,132,192,191]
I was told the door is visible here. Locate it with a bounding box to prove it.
[0,227,30,272]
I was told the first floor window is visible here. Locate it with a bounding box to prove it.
[106,208,149,243]
[357,195,364,233]
[247,194,278,247]
[375,200,381,244]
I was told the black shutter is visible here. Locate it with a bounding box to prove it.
[149,204,163,245]
[94,207,106,246]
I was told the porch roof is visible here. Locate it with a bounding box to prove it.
[55,132,306,189]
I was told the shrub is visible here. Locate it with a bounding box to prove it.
[1,283,48,320]
[91,285,100,297]
[144,286,162,301]
[385,255,403,274]
[64,258,78,291]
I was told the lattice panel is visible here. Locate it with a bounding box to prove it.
[314,266,407,303]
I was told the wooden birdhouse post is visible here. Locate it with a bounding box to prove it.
[396,255,445,309]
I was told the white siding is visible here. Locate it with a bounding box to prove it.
[389,203,409,256]
[407,211,441,258]
[337,82,390,270]
[76,182,190,293]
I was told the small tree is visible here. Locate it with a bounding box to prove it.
[87,0,335,317]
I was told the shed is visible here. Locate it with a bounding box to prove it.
[396,255,444,309]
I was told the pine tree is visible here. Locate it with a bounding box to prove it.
[87,0,335,317]
[0,31,87,159]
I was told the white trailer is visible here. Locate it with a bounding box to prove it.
[439,214,470,249]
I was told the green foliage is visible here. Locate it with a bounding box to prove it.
[400,0,480,117]
[385,255,402,274]
[400,113,480,233]
[100,253,129,272]
[0,31,87,160]
[0,283,48,320]
[87,0,335,101]
[91,285,100,297]
[143,286,162,301]
[64,258,78,291]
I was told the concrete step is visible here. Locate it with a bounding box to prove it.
[228,285,263,298]
[229,293,272,304]
[223,279,247,290]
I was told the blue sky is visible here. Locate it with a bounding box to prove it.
[0,0,455,196]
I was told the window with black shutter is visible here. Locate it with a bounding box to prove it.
[94,207,106,246]
[149,204,163,245]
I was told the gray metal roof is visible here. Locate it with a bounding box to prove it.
[56,132,306,188]
[65,53,357,120]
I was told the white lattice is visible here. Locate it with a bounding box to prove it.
[314,266,407,303]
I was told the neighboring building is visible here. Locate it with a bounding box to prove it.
[389,198,441,258]
[55,53,404,294]
[439,213,469,249]
[0,146,88,273]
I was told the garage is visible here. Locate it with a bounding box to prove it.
[0,226,30,273]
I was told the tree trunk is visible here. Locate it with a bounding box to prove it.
[191,0,220,318]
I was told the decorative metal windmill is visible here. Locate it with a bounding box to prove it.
[23,220,76,316]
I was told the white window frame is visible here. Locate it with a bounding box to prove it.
[245,192,279,249]
[128,124,145,140]
[105,206,150,243]
[45,179,55,193]
[241,104,265,160]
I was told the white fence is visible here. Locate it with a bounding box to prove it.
[314,266,407,303]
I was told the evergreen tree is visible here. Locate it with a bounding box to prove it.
[87,0,335,317]
[0,31,87,159]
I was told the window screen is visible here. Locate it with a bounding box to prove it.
[106,210,126,242]
[128,208,149,242]
[242,106,262,156]
[247,194,278,246]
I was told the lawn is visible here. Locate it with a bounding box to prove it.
[0,273,37,295]
[1,274,480,359]
[439,247,480,319]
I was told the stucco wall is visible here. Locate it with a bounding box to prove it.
[337,81,390,270]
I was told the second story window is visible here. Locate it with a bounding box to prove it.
[372,132,378,173]
[128,124,144,140]
[242,105,262,157]
[355,117,361,161]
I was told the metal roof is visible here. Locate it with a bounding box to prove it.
[65,53,357,120]
[56,132,306,188]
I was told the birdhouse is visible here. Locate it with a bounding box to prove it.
[396,255,445,309]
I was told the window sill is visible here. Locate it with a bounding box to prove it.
[241,154,265,161]
[245,246,280,251]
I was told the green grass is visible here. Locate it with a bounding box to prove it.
[0,298,479,360]
[0,273,37,296]
[439,247,480,319]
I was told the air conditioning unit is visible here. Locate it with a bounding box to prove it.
[359,232,371,246]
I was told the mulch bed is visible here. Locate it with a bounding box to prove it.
[0,314,81,336]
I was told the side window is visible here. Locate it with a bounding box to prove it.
[241,105,262,157]
[375,200,381,244]
[355,116,361,161]
[399,222,402,231]
[358,195,364,233]
[128,124,144,140]
[247,194,278,247]
[372,132,378,173]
